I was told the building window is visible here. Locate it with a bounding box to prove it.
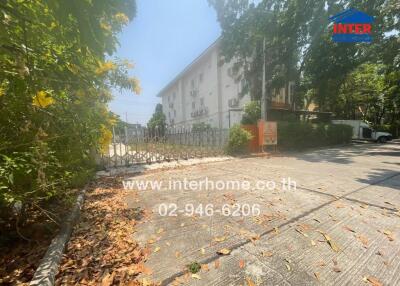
[227,67,233,77]
[199,73,203,83]
[174,110,176,117]
[200,98,204,106]
[241,78,247,90]
[192,102,195,110]
[173,92,176,99]
[191,79,195,89]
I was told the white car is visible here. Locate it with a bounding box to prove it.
[332,120,392,143]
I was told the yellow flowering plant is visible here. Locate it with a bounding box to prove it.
[32,91,55,108]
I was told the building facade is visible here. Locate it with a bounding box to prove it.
[157,39,294,129]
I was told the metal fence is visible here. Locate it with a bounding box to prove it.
[100,126,229,168]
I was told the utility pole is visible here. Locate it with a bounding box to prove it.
[124,112,128,144]
[261,37,267,121]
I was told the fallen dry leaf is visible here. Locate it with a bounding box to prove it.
[239,259,245,269]
[214,259,220,269]
[295,228,309,237]
[245,276,256,286]
[317,261,326,267]
[356,234,369,248]
[101,271,115,286]
[217,248,231,255]
[333,266,341,273]
[214,236,227,242]
[201,264,209,272]
[191,273,201,280]
[133,263,153,275]
[317,230,339,252]
[142,277,152,286]
[334,202,345,208]
[261,251,273,257]
[154,246,161,253]
[200,248,205,255]
[383,230,395,241]
[343,225,356,233]
[366,276,383,286]
[314,272,320,281]
[332,258,338,266]
[285,263,291,271]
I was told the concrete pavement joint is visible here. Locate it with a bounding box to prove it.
[159,168,400,285]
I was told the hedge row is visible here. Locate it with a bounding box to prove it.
[277,122,353,150]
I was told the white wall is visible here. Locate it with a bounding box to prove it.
[160,43,251,129]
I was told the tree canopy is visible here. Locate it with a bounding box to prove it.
[147,103,166,130]
[208,0,399,127]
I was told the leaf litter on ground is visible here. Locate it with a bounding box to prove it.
[56,177,149,285]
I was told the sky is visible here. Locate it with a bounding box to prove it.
[109,0,221,125]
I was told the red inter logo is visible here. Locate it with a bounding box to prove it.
[330,9,374,43]
[333,23,371,34]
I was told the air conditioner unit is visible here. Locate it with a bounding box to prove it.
[228,98,239,108]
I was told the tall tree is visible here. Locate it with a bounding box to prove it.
[209,0,399,120]
[147,104,166,130]
[0,1,139,213]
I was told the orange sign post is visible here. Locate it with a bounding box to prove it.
[264,121,277,145]
[257,120,278,152]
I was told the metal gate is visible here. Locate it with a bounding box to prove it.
[100,126,229,168]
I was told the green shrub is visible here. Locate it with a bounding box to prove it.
[326,124,353,145]
[187,262,201,274]
[226,125,253,154]
[241,101,261,125]
[277,122,352,150]
[0,1,138,225]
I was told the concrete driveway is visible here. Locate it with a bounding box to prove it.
[125,141,400,285]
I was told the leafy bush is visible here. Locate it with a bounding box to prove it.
[226,125,253,154]
[241,101,261,125]
[277,122,352,150]
[0,1,139,223]
[326,124,353,145]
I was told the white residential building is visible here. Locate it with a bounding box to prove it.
[157,39,293,129]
